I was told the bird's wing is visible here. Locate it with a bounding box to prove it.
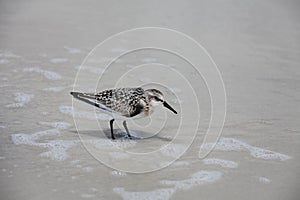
[71,88,145,117]
[70,91,113,112]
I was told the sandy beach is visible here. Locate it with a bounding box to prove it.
[1,0,300,199]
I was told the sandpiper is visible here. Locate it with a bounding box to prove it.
[70,87,177,139]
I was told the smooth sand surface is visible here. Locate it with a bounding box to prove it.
[1,0,300,199]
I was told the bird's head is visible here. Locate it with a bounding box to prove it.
[145,89,177,114]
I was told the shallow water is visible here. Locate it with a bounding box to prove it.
[1,0,300,200]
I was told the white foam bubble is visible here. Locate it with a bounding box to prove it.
[111,140,138,149]
[23,67,62,80]
[39,121,71,129]
[160,160,190,167]
[6,92,34,108]
[11,129,60,145]
[85,139,113,149]
[160,144,186,158]
[88,188,98,192]
[59,105,110,120]
[0,59,10,64]
[0,51,20,58]
[203,137,291,161]
[161,170,222,190]
[75,65,105,74]
[203,137,244,151]
[111,170,127,177]
[171,161,190,167]
[64,46,82,54]
[88,57,118,64]
[80,193,96,198]
[13,92,33,104]
[82,166,94,173]
[113,187,175,200]
[202,158,238,168]
[248,146,291,161]
[39,140,77,161]
[43,86,66,92]
[11,133,36,145]
[258,177,271,184]
[70,159,81,165]
[11,128,77,161]
[50,58,68,63]
[114,171,222,200]
[0,84,12,88]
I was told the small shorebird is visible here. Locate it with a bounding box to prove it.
[70,87,177,139]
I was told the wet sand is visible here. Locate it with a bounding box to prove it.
[1,0,300,199]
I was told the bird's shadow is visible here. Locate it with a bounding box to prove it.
[69,129,172,142]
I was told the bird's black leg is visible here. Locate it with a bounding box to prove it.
[110,119,115,140]
[123,120,132,139]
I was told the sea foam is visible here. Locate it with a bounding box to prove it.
[64,46,82,54]
[38,121,71,129]
[11,121,77,161]
[6,92,34,108]
[203,137,291,161]
[23,67,62,80]
[0,51,20,58]
[114,170,222,200]
[113,188,175,200]
[258,177,271,183]
[75,65,105,74]
[160,144,186,158]
[202,158,238,168]
[43,86,66,92]
[160,170,222,190]
[50,58,68,63]
[0,59,10,64]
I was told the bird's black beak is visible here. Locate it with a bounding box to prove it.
[163,101,177,114]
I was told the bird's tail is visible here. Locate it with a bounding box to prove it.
[70,92,96,100]
[70,91,102,109]
[70,91,111,112]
